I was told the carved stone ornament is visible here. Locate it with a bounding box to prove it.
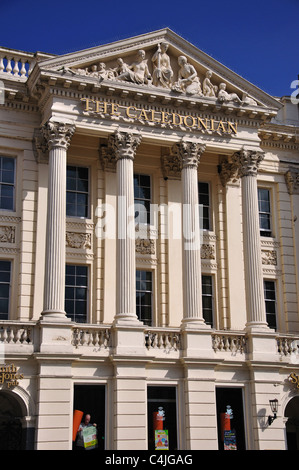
[261,249,277,266]
[0,226,15,243]
[172,141,206,168]
[33,128,49,163]
[99,144,117,171]
[66,232,92,249]
[62,43,258,105]
[161,149,182,179]
[108,130,142,161]
[201,244,215,260]
[231,149,265,177]
[135,237,155,255]
[218,157,239,186]
[285,169,299,195]
[41,121,75,151]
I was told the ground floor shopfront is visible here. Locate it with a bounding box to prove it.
[1,321,299,451]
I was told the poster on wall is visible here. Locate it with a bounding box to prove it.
[224,430,237,450]
[83,425,98,450]
[155,430,169,450]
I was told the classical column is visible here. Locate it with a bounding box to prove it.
[173,140,208,327]
[108,130,142,324]
[41,121,75,319]
[232,149,268,329]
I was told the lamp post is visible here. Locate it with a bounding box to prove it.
[268,399,278,425]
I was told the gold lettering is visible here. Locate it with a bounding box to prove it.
[172,113,183,126]
[126,106,137,119]
[183,115,196,128]
[138,108,149,121]
[217,121,227,133]
[80,98,95,112]
[161,111,171,123]
[210,119,216,131]
[111,103,120,116]
[148,109,160,123]
[197,118,208,131]
[95,100,108,114]
[227,121,238,135]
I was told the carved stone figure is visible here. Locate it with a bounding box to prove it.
[217,82,242,104]
[114,58,130,76]
[242,92,257,106]
[202,70,218,97]
[97,62,115,80]
[117,50,151,85]
[172,55,202,95]
[151,42,173,88]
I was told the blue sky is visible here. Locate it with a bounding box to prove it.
[1,0,297,97]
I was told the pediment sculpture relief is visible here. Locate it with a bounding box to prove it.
[63,43,258,106]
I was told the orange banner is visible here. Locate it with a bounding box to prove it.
[73,410,83,441]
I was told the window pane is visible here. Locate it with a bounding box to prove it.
[0,260,11,318]
[65,264,88,322]
[202,275,213,326]
[136,270,152,325]
[66,166,89,218]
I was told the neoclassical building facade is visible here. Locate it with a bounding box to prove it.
[0,28,299,450]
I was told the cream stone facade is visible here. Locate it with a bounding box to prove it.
[0,29,299,450]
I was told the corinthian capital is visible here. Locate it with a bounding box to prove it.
[42,121,75,151]
[231,148,264,177]
[172,140,206,169]
[108,130,142,161]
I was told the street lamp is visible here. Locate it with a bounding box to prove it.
[268,398,278,426]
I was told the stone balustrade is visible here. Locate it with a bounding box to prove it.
[276,335,299,356]
[2,320,298,361]
[0,48,35,79]
[212,331,247,354]
[0,321,34,347]
[145,328,181,351]
[72,324,111,350]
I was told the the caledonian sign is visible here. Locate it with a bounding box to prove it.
[0,364,24,388]
[80,98,238,136]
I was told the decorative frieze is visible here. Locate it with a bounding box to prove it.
[261,249,277,266]
[66,232,92,250]
[201,244,215,260]
[0,226,15,243]
[135,237,155,255]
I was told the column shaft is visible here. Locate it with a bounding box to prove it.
[109,131,142,324]
[41,121,75,318]
[232,149,268,328]
[174,141,207,327]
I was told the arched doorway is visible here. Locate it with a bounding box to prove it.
[0,391,24,450]
[285,396,299,450]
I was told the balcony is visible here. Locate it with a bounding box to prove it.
[0,320,298,364]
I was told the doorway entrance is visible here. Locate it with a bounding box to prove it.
[285,396,299,450]
[216,387,246,450]
[73,385,106,450]
[0,391,23,450]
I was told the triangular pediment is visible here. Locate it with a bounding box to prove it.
[34,29,280,112]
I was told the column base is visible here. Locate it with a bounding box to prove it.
[113,313,143,327]
[245,321,271,333]
[40,310,71,323]
[181,318,211,330]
